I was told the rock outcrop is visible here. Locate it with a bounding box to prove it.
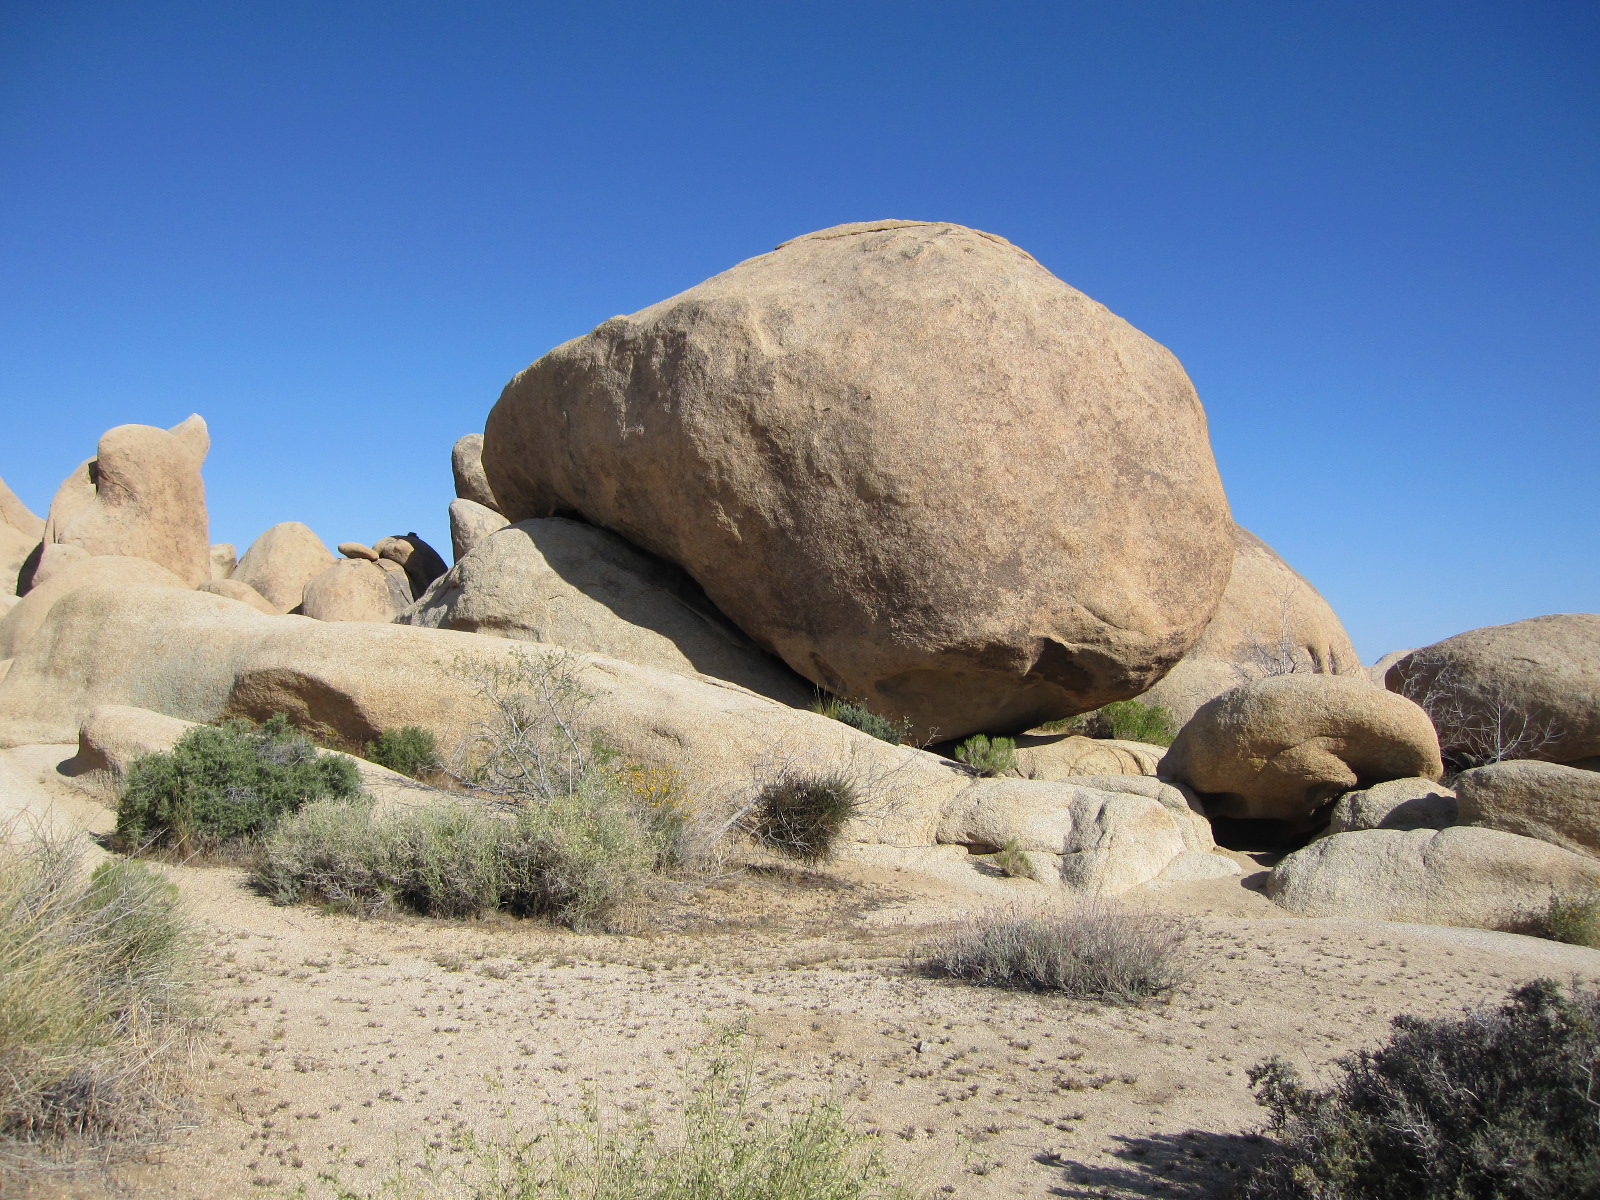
[1386,614,1600,767]
[1160,675,1443,824]
[38,416,211,587]
[0,476,43,597]
[1455,759,1600,859]
[399,518,811,706]
[448,498,509,562]
[373,534,447,598]
[1007,734,1163,780]
[451,433,500,512]
[0,555,187,659]
[1324,777,1457,835]
[231,522,337,614]
[483,220,1233,740]
[1140,525,1364,723]
[300,558,414,623]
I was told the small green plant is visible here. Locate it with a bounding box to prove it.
[1237,979,1600,1199]
[918,904,1191,1002]
[116,714,363,852]
[808,695,911,745]
[953,734,1016,776]
[1534,890,1600,949]
[991,838,1032,879]
[0,835,201,1173]
[364,726,439,779]
[749,773,861,863]
[1041,699,1179,746]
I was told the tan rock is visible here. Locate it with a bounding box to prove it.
[1159,675,1443,823]
[232,522,336,613]
[1456,759,1600,859]
[448,498,509,562]
[1266,826,1600,929]
[1325,777,1457,835]
[197,577,284,615]
[483,220,1233,740]
[300,558,413,623]
[1386,614,1600,767]
[0,475,44,541]
[1367,649,1412,687]
[0,476,44,597]
[400,518,811,705]
[26,542,89,589]
[1140,525,1365,723]
[209,543,237,581]
[338,542,379,561]
[0,555,186,659]
[1007,733,1162,780]
[451,433,500,512]
[373,534,447,597]
[40,415,211,586]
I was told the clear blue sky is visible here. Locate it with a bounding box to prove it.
[2,1,1595,660]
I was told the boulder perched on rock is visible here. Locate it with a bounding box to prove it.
[1160,675,1443,823]
[1386,614,1600,767]
[373,533,447,597]
[1455,759,1600,859]
[0,476,43,597]
[337,541,379,561]
[448,498,509,562]
[1325,777,1457,835]
[39,416,211,587]
[1267,826,1600,928]
[1140,525,1364,723]
[483,220,1233,740]
[400,518,811,705]
[451,433,500,512]
[1007,733,1162,780]
[196,578,280,614]
[300,557,414,623]
[231,522,337,614]
[0,555,186,659]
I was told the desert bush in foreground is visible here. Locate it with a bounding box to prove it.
[0,836,200,1173]
[1237,979,1600,1199]
[1050,699,1178,746]
[918,905,1191,1002]
[952,734,1015,776]
[808,695,910,745]
[116,715,362,852]
[749,772,861,863]
[364,726,440,779]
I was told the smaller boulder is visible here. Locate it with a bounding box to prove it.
[197,578,280,615]
[232,522,337,614]
[338,542,380,561]
[373,533,447,597]
[1008,734,1162,780]
[209,543,237,581]
[451,433,500,512]
[1325,777,1457,835]
[448,498,509,562]
[301,558,413,623]
[1367,649,1411,687]
[1456,759,1600,859]
[1160,674,1443,824]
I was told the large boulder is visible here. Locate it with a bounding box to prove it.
[1139,525,1364,723]
[231,522,337,614]
[38,416,211,587]
[483,220,1234,740]
[399,518,811,706]
[451,433,500,512]
[1266,826,1600,929]
[1386,615,1600,767]
[448,498,509,562]
[0,583,1213,890]
[300,558,413,623]
[1455,759,1600,859]
[0,476,43,597]
[0,555,186,659]
[1160,675,1443,824]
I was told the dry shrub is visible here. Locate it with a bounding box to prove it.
[0,834,201,1176]
[748,773,861,863]
[918,903,1192,1002]
[1535,890,1600,949]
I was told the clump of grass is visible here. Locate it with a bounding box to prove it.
[364,726,439,780]
[116,714,362,853]
[808,695,910,745]
[0,835,201,1174]
[1040,699,1179,746]
[1533,890,1600,948]
[953,734,1016,776]
[1237,979,1600,1199]
[749,773,861,863]
[918,904,1191,1002]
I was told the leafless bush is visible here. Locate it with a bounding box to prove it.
[1392,649,1565,772]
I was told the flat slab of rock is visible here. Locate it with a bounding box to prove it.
[1456,759,1600,858]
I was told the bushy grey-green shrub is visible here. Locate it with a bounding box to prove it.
[116,715,362,851]
[953,734,1016,776]
[1043,699,1178,746]
[364,725,439,780]
[808,696,910,745]
[1238,979,1600,1199]
[749,773,861,863]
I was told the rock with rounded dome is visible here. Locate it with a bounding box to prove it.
[232,522,336,614]
[1324,777,1457,835]
[300,558,413,623]
[483,220,1233,741]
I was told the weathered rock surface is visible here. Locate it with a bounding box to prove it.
[1267,826,1600,928]
[209,543,237,581]
[0,555,186,659]
[373,534,447,597]
[1386,614,1600,766]
[232,522,337,614]
[1325,777,1457,835]
[448,498,509,562]
[0,583,1211,888]
[1007,734,1163,780]
[0,477,43,597]
[40,416,211,587]
[1456,759,1600,859]
[196,578,281,614]
[1140,525,1365,723]
[401,518,811,705]
[301,558,414,623]
[451,433,500,512]
[1160,675,1443,823]
[483,220,1233,740]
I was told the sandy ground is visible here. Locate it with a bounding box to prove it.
[6,742,1599,1200]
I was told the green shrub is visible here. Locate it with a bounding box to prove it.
[1043,699,1178,746]
[1237,979,1600,1199]
[1536,890,1600,948]
[0,836,200,1172]
[808,696,910,745]
[116,714,363,852]
[364,726,439,779]
[749,773,861,863]
[953,734,1016,776]
[918,904,1191,1002]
